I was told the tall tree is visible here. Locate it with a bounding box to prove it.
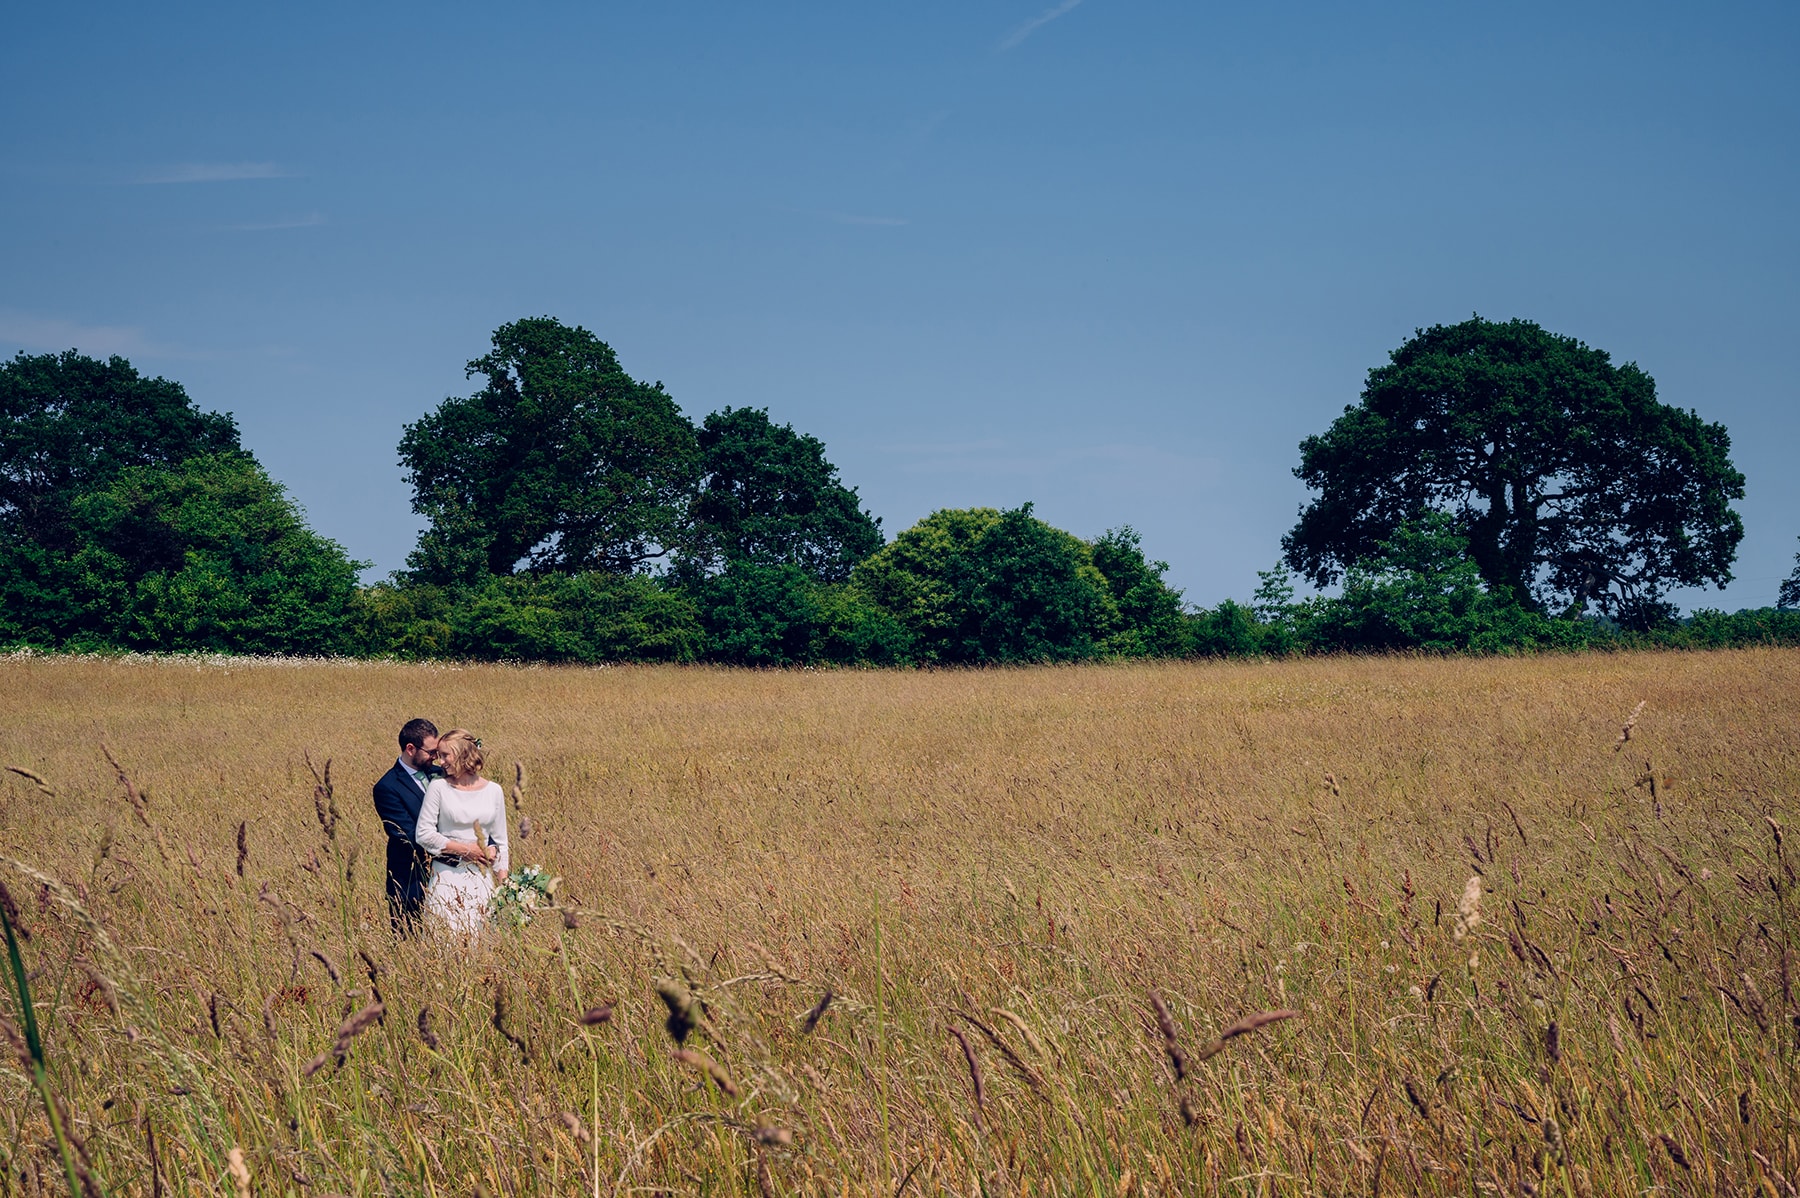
[685,406,882,582]
[1780,539,1800,609]
[1282,317,1744,625]
[0,350,241,551]
[400,318,699,581]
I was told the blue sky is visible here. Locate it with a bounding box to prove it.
[3,2,1796,609]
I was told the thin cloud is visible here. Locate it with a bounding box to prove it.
[0,311,156,357]
[779,205,911,227]
[824,211,909,227]
[225,211,327,231]
[136,161,296,184]
[999,0,1084,50]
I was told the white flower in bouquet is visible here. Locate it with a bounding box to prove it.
[490,864,559,927]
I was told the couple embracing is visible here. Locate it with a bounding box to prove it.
[371,718,511,936]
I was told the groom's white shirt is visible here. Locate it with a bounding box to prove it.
[396,757,429,792]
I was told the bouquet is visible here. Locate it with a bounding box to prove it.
[490,864,559,928]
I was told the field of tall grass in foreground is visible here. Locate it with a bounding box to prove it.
[0,650,1796,1197]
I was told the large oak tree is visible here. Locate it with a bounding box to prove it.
[1282,317,1743,624]
[400,318,699,581]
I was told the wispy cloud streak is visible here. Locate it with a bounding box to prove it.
[824,211,909,227]
[137,162,295,184]
[999,0,1084,50]
[225,211,327,231]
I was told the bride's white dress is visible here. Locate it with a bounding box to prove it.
[415,778,510,935]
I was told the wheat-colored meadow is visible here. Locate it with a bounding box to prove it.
[0,649,1797,1196]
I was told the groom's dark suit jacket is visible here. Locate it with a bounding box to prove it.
[372,762,431,925]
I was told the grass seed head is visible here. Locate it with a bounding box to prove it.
[226,1147,251,1198]
[0,879,26,940]
[800,988,833,1034]
[672,1047,739,1096]
[416,1006,440,1051]
[1453,876,1483,940]
[3,765,55,796]
[658,979,698,1043]
[1148,989,1188,1081]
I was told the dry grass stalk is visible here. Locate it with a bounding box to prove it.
[671,1047,739,1096]
[307,754,339,843]
[947,1025,984,1129]
[306,1000,385,1076]
[492,987,529,1062]
[1752,1149,1798,1198]
[100,743,150,826]
[799,988,833,1034]
[74,956,119,1016]
[357,948,383,1007]
[310,949,343,985]
[1,1012,30,1071]
[1191,1009,1301,1065]
[1149,989,1188,1081]
[956,1008,1047,1096]
[1453,876,1483,940]
[3,650,1797,1193]
[657,979,698,1043]
[752,1123,793,1147]
[1615,700,1646,750]
[0,879,26,941]
[227,1146,251,1198]
[145,1119,163,1198]
[416,1006,441,1051]
[4,765,55,797]
[991,1006,1049,1061]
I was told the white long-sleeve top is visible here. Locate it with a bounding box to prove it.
[415,778,510,873]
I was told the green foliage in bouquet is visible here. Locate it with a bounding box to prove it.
[490,865,559,928]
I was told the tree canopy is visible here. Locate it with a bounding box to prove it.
[1282,317,1744,626]
[0,350,241,552]
[846,506,1184,663]
[4,322,1788,665]
[685,406,882,582]
[1,453,363,653]
[400,318,699,581]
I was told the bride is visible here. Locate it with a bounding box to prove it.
[414,728,509,935]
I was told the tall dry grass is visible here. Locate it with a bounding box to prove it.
[0,648,1796,1195]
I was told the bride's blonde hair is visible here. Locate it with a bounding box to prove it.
[435,729,485,778]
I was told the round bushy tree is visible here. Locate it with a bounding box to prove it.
[0,350,241,552]
[1284,317,1744,627]
[687,406,882,582]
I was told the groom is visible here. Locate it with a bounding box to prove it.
[372,718,439,933]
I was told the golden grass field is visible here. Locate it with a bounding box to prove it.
[1,648,1797,1196]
